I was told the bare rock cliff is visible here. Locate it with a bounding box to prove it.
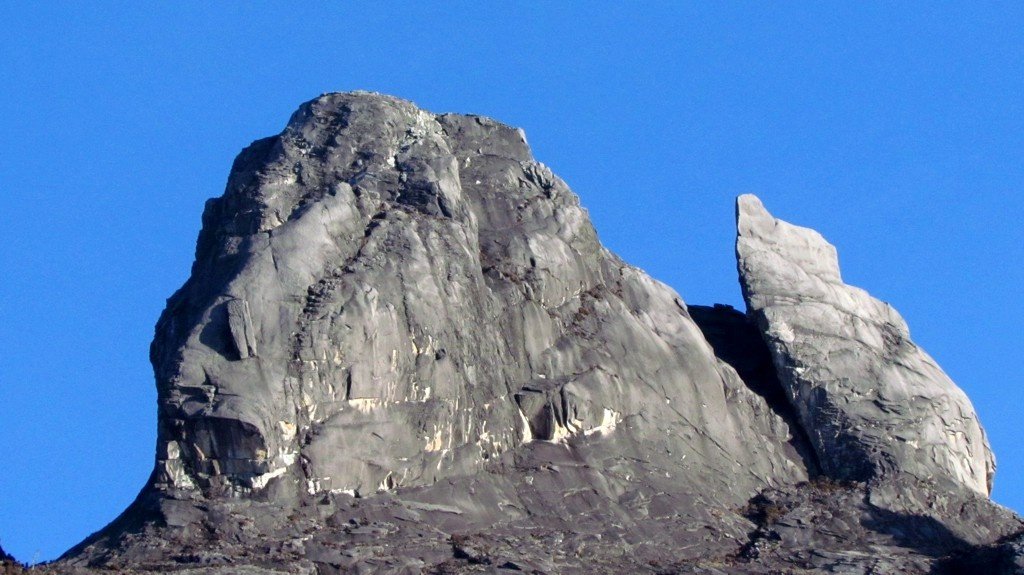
[45,93,1020,575]
[148,92,805,503]
[736,193,994,495]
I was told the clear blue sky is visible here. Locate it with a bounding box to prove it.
[1,3,1021,563]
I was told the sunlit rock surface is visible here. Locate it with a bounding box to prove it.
[46,94,1020,575]
[736,194,994,495]
[144,93,805,502]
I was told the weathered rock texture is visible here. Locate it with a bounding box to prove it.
[147,93,807,504]
[737,194,994,495]
[37,93,1020,574]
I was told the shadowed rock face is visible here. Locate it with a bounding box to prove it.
[736,194,994,495]
[46,94,1020,575]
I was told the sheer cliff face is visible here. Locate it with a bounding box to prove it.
[736,194,994,496]
[149,93,807,502]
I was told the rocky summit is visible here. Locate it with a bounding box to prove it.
[24,92,1021,574]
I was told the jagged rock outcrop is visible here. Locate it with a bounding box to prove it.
[46,93,1020,574]
[736,194,994,495]
[144,92,807,503]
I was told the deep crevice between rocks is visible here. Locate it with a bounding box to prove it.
[689,303,821,477]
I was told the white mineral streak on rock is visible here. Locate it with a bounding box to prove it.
[347,398,382,413]
[277,421,297,441]
[250,466,288,490]
[583,408,622,437]
[424,424,446,452]
[736,194,994,495]
[516,404,534,443]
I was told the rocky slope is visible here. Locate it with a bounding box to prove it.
[23,92,1021,573]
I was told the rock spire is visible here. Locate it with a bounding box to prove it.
[736,194,994,495]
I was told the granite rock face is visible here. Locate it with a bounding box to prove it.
[46,93,1020,574]
[145,93,806,504]
[736,194,994,495]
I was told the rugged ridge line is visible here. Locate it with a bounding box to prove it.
[35,93,1020,574]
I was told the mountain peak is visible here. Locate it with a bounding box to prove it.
[48,95,1020,574]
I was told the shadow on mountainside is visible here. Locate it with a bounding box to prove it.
[928,529,1024,575]
[689,303,821,476]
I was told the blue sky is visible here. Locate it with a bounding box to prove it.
[1,2,1022,562]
